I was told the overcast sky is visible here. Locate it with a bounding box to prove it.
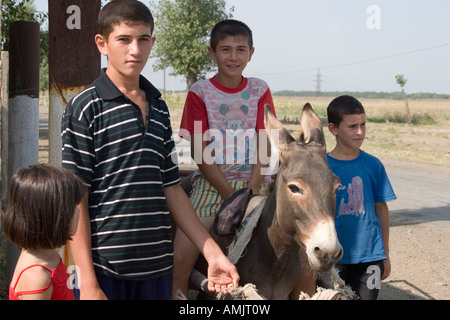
[35,0,450,94]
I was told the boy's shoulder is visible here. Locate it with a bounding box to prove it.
[246,77,270,88]
[65,84,100,117]
[360,150,384,167]
[189,78,211,93]
[65,69,114,113]
[327,150,385,171]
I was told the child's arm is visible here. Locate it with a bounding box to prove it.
[192,134,235,200]
[248,163,264,195]
[375,201,391,280]
[165,183,240,293]
[69,193,108,300]
[248,131,270,194]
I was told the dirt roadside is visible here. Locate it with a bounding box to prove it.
[378,159,450,300]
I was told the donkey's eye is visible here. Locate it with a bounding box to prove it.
[288,184,303,194]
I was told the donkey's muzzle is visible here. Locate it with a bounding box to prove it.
[302,218,343,272]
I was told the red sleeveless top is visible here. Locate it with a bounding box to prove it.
[9,259,74,300]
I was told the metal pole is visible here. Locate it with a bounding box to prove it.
[1,51,9,212]
[6,21,41,284]
[48,0,101,165]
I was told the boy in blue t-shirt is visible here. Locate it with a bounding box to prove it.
[326,95,397,300]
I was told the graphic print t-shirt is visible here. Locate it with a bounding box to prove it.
[327,151,397,264]
[179,77,275,181]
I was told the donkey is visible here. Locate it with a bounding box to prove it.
[191,103,343,300]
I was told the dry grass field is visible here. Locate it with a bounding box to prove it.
[165,93,450,168]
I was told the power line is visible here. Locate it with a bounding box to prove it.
[254,41,450,77]
[321,42,450,71]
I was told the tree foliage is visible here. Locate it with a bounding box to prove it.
[395,74,407,94]
[395,74,411,124]
[150,0,233,89]
[1,0,46,51]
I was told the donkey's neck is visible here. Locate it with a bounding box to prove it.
[247,190,302,288]
[260,190,300,258]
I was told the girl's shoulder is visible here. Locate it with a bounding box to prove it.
[14,265,52,290]
[12,251,60,292]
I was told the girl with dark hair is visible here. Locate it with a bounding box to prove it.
[2,164,86,300]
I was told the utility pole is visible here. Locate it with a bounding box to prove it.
[314,68,323,97]
[6,21,41,285]
[48,0,101,165]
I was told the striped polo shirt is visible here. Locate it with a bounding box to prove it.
[61,69,180,280]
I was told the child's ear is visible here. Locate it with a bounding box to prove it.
[328,122,338,136]
[208,46,216,61]
[248,47,255,61]
[95,34,108,56]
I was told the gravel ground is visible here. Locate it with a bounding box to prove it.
[378,159,450,300]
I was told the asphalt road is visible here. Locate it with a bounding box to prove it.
[385,161,450,227]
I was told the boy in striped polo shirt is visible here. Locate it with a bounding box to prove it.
[61,0,239,300]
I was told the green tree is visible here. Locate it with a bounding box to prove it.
[395,74,411,125]
[1,0,47,50]
[151,0,233,90]
[1,0,49,90]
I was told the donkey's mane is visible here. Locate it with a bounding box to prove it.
[262,175,277,196]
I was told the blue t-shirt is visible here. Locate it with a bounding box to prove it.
[327,150,397,264]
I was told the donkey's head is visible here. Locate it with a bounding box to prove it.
[265,103,343,271]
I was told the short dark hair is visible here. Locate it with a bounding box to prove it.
[98,0,154,39]
[1,164,86,250]
[210,19,253,50]
[327,95,366,127]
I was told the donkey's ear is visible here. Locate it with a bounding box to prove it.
[265,104,295,153]
[299,103,326,147]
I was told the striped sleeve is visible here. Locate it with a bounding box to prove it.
[157,100,180,187]
[61,91,96,187]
